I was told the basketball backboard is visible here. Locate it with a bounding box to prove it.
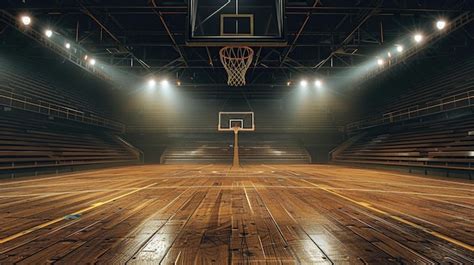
[218,112,255,131]
[187,0,286,46]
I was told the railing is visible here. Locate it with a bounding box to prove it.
[347,90,474,131]
[0,89,125,132]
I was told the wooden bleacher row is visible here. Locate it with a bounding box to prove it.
[0,115,139,172]
[0,58,111,121]
[334,115,474,171]
[161,140,311,164]
[383,57,474,114]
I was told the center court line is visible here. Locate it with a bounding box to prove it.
[0,183,157,244]
[297,178,474,252]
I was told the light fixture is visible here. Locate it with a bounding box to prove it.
[315,79,322,88]
[396,44,404,53]
[300,79,308,88]
[65,43,71,49]
[89,58,96,66]
[148,79,156,88]
[377,58,385,66]
[84,55,88,60]
[387,52,392,58]
[286,81,291,86]
[176,80,181,86]
[436,20,447,30]
[45,29,53,38]
[160,79,170,88]
[414,33,423,43]
[20,15,31,26]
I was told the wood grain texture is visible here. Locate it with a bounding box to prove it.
[0,164,473,264]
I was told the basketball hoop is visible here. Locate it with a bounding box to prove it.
[219,46,254,86]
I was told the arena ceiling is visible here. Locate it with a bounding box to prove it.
[2,0,474,90]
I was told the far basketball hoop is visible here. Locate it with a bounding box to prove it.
[218,112,255,132]
[220,46,254,86]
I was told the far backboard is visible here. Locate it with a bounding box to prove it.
[187,0,286,46]
[218,112,255,132]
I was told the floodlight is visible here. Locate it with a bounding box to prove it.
[414,34,423,43]
[65,43,71,49]
[300,79,308,88]
[45,29,53,38]
[20,16,31,26]
[436,20,447,30]
[89,58,96,66]
[161,79,170,88]
[148,79,156,88]
[396,45,404,53]
[315,79,322,88]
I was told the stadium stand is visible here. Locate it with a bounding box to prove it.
[161,137,311,164]
[333,114,474,178]
[0,55,122,131]
[348,55,474,130]
[0,111,141,178]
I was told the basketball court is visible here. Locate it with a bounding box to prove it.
[0,164,473,263]
[1,0,474,264]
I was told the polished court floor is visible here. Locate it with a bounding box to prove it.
[0,164,472,264]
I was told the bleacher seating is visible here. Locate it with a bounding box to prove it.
[0,112,140,175]
[0,56,118,129]
[334,115,474,171]
[349,56,474,130]
[161,138,311,164]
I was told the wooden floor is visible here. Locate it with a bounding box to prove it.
[0,164,473,264]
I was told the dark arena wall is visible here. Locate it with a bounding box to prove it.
[1,1,474,264]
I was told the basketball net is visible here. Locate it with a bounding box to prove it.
[220,46,254,86]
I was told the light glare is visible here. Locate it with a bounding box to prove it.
[300,80,308,88]
[396,45,404,53]
[436,20,447,30]
[45,29,53,38]
[161,79,170,88]
[65,43,71,49]
[21,16,31,26]
[377,58,385,66]
[89,58,96,66]
[414,34,423,43]
[148,79,156,87]
[315,79,322,88]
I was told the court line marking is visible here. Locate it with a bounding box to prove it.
[298,178,474,252]
[0,183,157,244]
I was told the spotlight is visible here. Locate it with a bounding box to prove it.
[20,15,31,26]
[436,20,447,30]
[89,58,96,66]
[315,79,322,88]
[396,44,404,53]
[160,79,170,88]
[377,58,385,66]
[300,79,308,88]
[148,79,156,88]
[45,29,53,38]
[65,43,71,49]
[413,33,423,43]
